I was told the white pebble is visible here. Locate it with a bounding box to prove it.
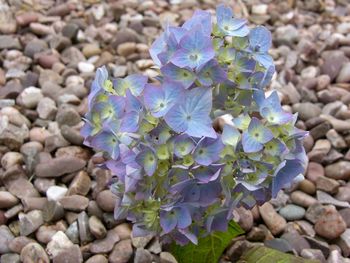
[78,62,95,73]
[46,186,68,201]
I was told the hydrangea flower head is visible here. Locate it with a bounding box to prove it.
[82,5,308,245]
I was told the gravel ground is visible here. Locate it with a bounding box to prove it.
[0,0,350,262]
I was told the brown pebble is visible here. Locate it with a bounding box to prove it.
[59,195,89,212]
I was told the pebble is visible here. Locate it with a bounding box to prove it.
[279,204,306,221]
[114,223,132,240]
[86,255,108,263]
[20,243,49,263]
[290,191,317,207]
[1,253,21,263]
[314,206,346,239]
[46,231,74,258]
[37,97,57,120]
[336,62,350,83]
[117,42,137,57]
[0,191,19,209]
[58,195,89,212]
[67,171,91,196]
[160,252,178,263]
[8,236,35,254]
[109,239,133,263]
[0,225,15,254]
[306,162,325,183]
[19,210,44,236]
[35,156,86,178]
[96,190,118,212]
[317,190,350,208]
[235,206,253,232]
[321,50,349,81]
[43,201,65,223]
[82,44,101,58]
[78,211,94,244]
[298,179,316,195]
[327,250,350,263]
[300,248,326,262]
[316,176,340,194]
[46,186,68,201]
[78,62,95,73]
[258,202,286,235]
[52,244,83,263]
[293,103,322,121]
[88,215,107,239]
[325,161,350,180]
[90,226,121,253]
[134,248,153,263]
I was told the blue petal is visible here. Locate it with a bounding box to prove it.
[161,63,195,89]
[160,210,177,233]
[91,131,120,159]
[222,124,240,147]
[120,111,139,132]
[183,10,212,36]
[194,137,224,166]
[249,26,271,52]
[242,132,263,153]
[114,74,147,96]
[135,148,157,176]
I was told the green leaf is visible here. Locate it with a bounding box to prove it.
[238,246,320,263]
[169,221,244,263]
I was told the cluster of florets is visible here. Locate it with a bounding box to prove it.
[82,5,307,245]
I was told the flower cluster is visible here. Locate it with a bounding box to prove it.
[82,5,307,245]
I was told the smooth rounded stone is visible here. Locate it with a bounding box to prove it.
[258,202,286,236]
[89,215,107,239]
[46,186,68,201]
[134,248,153,263]
[279,204,306,221]
[59,195,89,212]
[336,228,350,257]
[327,250,350,263]
[90,226,121,254]
[82,44,101,58]
[29,127,52,143]
[160,252,178,263]
[65,221,79,244]
[290,191,317,208]
[67,171,91,196]
[306,162,324,183]
[336,186,350,202]
[22,197,48,212]
[61,47,86,66]
[316,74,331,90]
[298,179,316,195]
[109,239,133,263]
[43,201,65,223]
[132,233,154,249]
[301,66,318,79]
[326,129,347,149]
[306,203,330,224]
[34,178,55,194]
[235,206,253,232]
[17,87,44,109]
[321,50,349,81]
[317,190,350,208]
[37,97,57,120]
[87,200,103,219]
[117,42,137,57]
[1,253,20,263]
[281,232,310,254]
[320,114,350,132]
[96,190,118,212]
[78,211,94,244]
[0,225,15,254]
[61,125,84,145]
[35,221,67,244]
[19,210,44,236]
[325,161,350,180]
[315,176,339,194]
[308,139,331,162]
[300,248,326,262]
[264,238,293,253]
[292,102,322,121]
[52,244,83,263]
[86,255,108,263]
[55,106,81,127]
[16,11,38,26]
[46,231,74,258]
[114,223,132,240]
[303,236,330,258]
[1,152,23,170]
[45,133,70,153]
[8,236,35,254]
[62,23,79,40]
[4,204,24,220]
[309,121,332,141]
[0,191,19,209]
[148,237,162,254]
[274,25,299,46]
[78,62,95,73]
[35,156,86,178]
[315,206,346,240]
[20,243,49,263]
[336,62,350,83]
[246,227,266,242]
[24,39,48,58]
